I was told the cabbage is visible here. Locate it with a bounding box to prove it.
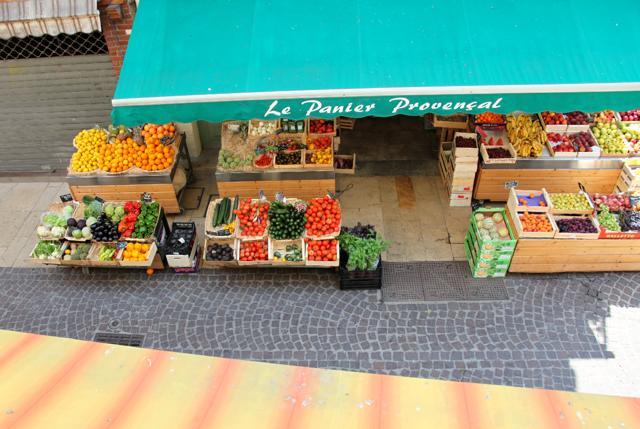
[81,227,92,239]
[86,216,97,226]
[62,205,74,219]
[36,226,50,238]
[51,226,65,238]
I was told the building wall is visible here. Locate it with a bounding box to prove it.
[98,0,135,76]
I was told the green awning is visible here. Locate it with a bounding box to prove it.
[112,0,640,126]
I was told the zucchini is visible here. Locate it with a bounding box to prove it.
[220,197,229,225]
[230,196,239,222]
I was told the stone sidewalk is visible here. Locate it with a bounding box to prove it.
[0,267,638,398]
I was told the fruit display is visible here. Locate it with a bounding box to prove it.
[122,242,152,262]
[454,135,477,148]
[473,211,512,241]
[249,120,278,136]
[206,242,235,261]
[107,124,133,144]
[307,148,332,165]
[476,126,506,146]
[485,147,513,159]
[211,197,238,233]
[620,123,640,153]
[275,151,302,166]
[132,202,160,239]
[565,111,591,126]
[272,243,303,262]
[276,136,305,151]
[591,193,631,212]
[62,243,92,261]
[555,217,598,234]
[117,201,141,239]
[506,114,545,157]
[593,110,616,124]
[515,191,548,208]
[218,149,253,170]
[597,204,621,231]
[306,238,338,262]
[591,122,628,155]
[620,211,640,231]
[90,213,120,242]
[254,153,274,168]
[309,119,335,134]
[549,193,592,212]
[305,196,341,238]
[239,240,268,262]
[540,112,567,126]
[547,132,575,154]
[70,128,108,172]
[307,136,332,150]
[475,112,505,125]
[234,199,269,238]
[95,243,117,261]
[280,119,305,133]
[268,200,307,239]
[619,109,640,122]
[32,241,63,260]
[141,123,176,145]
[518,212,554,233]
[570,131,598,153]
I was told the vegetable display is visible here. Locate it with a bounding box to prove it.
[90,213,120,242]
[272,243,303,262]
[118,201,141,238]
[235,199,269,238]
[597,205,621,231]
[276,136,305,151]
[254,153,273,168]
[63,243,91,261]
[103,202,125,225]
[132,202,159,239]
[309,119,334,134]
[122,242,152,262]
[96,244,117,261]
[334,157,353,170]
[307,148,332,165]
[341,223,376,239]
[306,238,338,262]
[305,196,341,237]
[239,240,268,262]
[218,149,253,170]
[32,241,63,259]
[268,200,307,239]
[307,136,332,150]
[82,196,103,219]
[338,232,388,271]
[275,151,302,166]
[207,243,235,261]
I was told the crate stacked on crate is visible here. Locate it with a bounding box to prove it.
[616,160,640,192]
[440,132,479,206]
[433,114,469,144]
[465,208,516,278]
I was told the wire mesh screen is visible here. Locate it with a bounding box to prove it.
[0,31,108,60]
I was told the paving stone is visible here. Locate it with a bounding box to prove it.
[0,267,638,396]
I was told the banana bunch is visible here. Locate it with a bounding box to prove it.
[506,114,545,157]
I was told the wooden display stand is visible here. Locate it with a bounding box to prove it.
[67,134,193,215]
[474,160,621,201]
[216,174,335,202]
[507,208,640,273]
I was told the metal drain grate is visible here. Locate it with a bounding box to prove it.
[382,261,509,302]
[94,333,145,347]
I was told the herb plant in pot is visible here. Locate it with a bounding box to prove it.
[338,223,389,289]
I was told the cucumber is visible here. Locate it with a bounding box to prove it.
[220,197,229,225]
[212,201,221,227]
[230,196,239,222]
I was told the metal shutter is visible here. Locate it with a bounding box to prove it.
[0,54,115,173]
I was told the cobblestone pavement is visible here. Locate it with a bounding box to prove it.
[1,267,639,397]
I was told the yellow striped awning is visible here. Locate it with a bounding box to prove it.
[0,329,638,428]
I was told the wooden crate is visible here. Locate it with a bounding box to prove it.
[70,183,180,214]
[248,119,279,137]
[433,114,469,129]
[448,192,472,206]
[305,239,339,267]
[119,242,158,267]
[87,242,120,267]
[452,132,479,158]
[29,241,63,265]
[479,143,517,164]
[237,239,270,266]
[337,117,356,130]
[509,238,640,273]
[507,188,551,213]
[548,190,594,215]
[59,242,93,266]
[235,199,269,241]
[306,118,337,136]
[552,214,600,240]
[473,167,620,202]
[511,210,558,238]
[205,198,237,238]
[274,150,305,170]
[268,238,305,266]
[437,128,457,143]
[201,237,238,268]
[304,150,334,170]
[217,178,335,202]
[334,154,356,175]
[537,113,568,133]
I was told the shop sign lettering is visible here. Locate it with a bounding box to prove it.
[264,96,503,118]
